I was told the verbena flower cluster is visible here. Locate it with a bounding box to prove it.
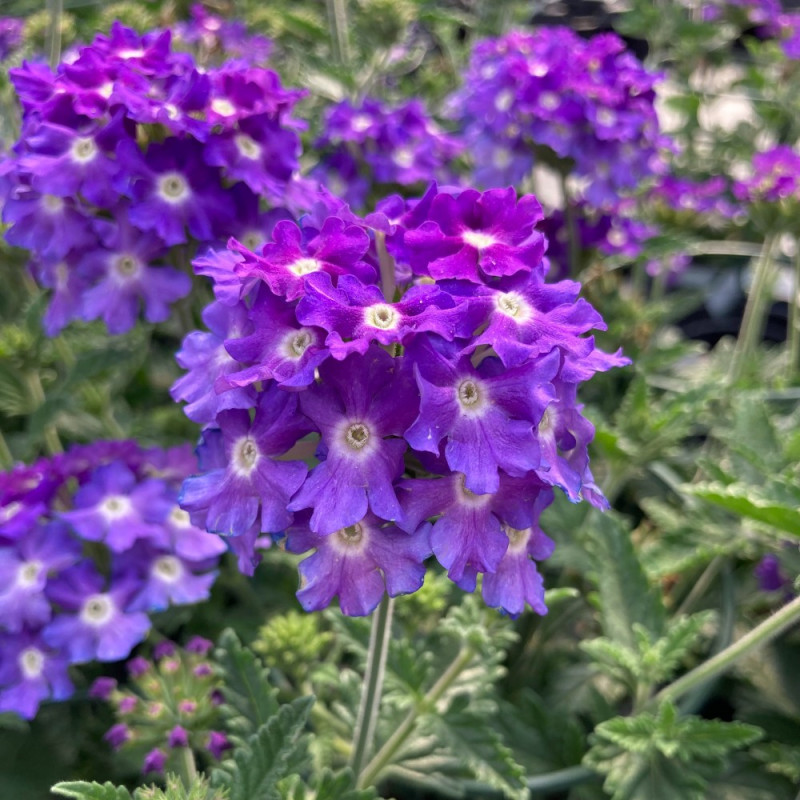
[1,21,306,335]
[92,636,230,775]
[173,182,629,618]
[0,441,226,719]
[311,98,463,210]
[448,27,667,206]
[702,0,800,58]
[0,16,23,61]
[734,145,800,204]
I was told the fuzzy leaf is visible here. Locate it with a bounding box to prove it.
[687,483,800,537]
[52,782,133,800]
[213,696,313,800]
[585,513,666,646]
[215,629,279,735]
[311,768,378,800]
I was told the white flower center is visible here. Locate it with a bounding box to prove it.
[351,114,372,133]
[0,502,21,523]
[495,89,514,112]
[41,194,64,214]
[392,147,415,169]
[211,98,236,117]
[152,555,183,583]
[164,103,181,121]
[332,523,367,551]
[504,524,532,553]
[16,560,42,588]
[281,329,314,360]
[118,47,145,59]
[344,422,370,451]
[539,91,560,111]
[70,136,98,164]
[234,134,261,160]
[494,291,532,322]
[240,230,264,251]
[539,407,556,436]
[112,254,141,281]
[606,227,626,248]
[98,82,113,99]
[492,148,513,169]
[364,304,399,331]
[80,593,115,627]
[530,61,549,77]
[456,378,488,415]
[19,647,45,679]
[597,108,617,127]
[169,506,192,528]
[55,262,69,289]
[232,437,260,477]
[463,230,496,250]
[157,172,190,204]
[455,474,491,508]
[100,495,132,521]
[288,257,322,277]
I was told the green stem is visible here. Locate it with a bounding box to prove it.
[26,371,62,455]
[46,0,63,69]
[560,174,581,279]
[0,430,14,470]
[356,645,474,790]
[728,234,778,384]
[350,594,394,780]
[788,244,800,378]
[526,765,598,794]
[655,593,800,705]
[375,231,396,301]
[675,556,723,617]
[326,0,351,65]
[176,746,197,789]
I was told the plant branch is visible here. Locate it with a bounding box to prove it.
[788,244,800,378]
[655,593,800,705]
[350,594,394,780]
[356,645,474,789]
[326,0,351,65]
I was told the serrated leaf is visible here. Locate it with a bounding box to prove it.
[584,513,666,646]
[311,768,378,800]
[213,696,314,800]
[215,629,279,735]
[687,483,800,537]
[51,782,133,800]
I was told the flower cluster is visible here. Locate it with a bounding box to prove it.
[173,3,272,65]
[701,0,800,58]
[92,636,230,775]
[734,145,800,204]
[0,17,23,61]
[448,27,667,205]
[311,98,463,210]
[0,441,226,719]
[1,21,307,335]
[173,183,628,618]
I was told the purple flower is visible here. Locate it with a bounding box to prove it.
[0,520,81,632]
[405,335,555,494]
[79,218,191,334]
[0,632,73,719]
[168,725,189,748]
[0,17,23,61]
[60,462,164,552]
[43,562,151,663]
[206,730,231,759]
[404,187,545,282]
[288,346,417,534]
[89,676,117,699]
[143,748,167,774]
[171,300,257,424]
[127,655,150,677]
[287,512,431,616]
[755,554,789,593]
[185,635,213,655]
[180,387,310,535]
[104,723,131,750]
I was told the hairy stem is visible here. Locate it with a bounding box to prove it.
[526,765,598,794]
[728,234,778,384]
[46,0,63,69]
[350,594,394,780]
[326,0,351,65]
[655,593,800,705]
[788,244,800,378]
[356,645,474,789]
[176,746,197,789]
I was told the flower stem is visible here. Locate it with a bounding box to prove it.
[326,0,351,65]
[375,231,396,302]
[728,234,778,384]
[788,244,800,378]
[176,746,197,789]
[526,765,597,794]
[0,430,14,470]
[356,645,474,790]
[46,0,63,69]
[655,593,800,705]
[350,594,394,781]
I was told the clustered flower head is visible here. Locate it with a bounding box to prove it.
[0,17,23,61]
[734,145,800,204]
[1,20,307,335]
[93,636,230,775]
[448,27,668,205]
[701,0,800,58]
[173,182,629,618]
[311,98,463,210]
[0,441,226,719]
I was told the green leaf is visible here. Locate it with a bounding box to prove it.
[584,513,666,647]
[687,482,800,537]
[134,774,228,800]
[215,629,279,735]
[311,768,378,800]
[51,782,133,800]
[213,696,314,800]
